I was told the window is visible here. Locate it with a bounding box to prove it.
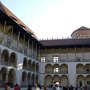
[53,56,58,62]
[76,57,81,62]
[41,56,45,62]
[54,68,59,73]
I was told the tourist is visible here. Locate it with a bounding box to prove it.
[43,86,47,90]
[35,83,41,90]
[69,85,73,90]
[52,84,60,90]
[84,84,88,90]
[27,84,32,90]
[4,83,10,90]
[14,83,20,90]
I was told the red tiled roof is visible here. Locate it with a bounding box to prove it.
[40,38,90,47]
[0,2,37,39]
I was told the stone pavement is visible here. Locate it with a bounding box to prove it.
[0,87,85,90]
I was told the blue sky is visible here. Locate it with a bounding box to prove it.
[1,0,90,39]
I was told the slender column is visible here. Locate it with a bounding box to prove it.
[45,48,47,61]
[45,48,46,61]
[28,39,30,56]
[67,47,68,60]
[75,46,76,60]
[6,72,8,82]
[52,48,53,54]
[3,21,6,36]
[52,48,53,62]
[35,63,36,72]
[36,44,37,58]
[32,42,33,58]
[17,31,20,51]
[59,48,61,61]
[39,47,40,61]
[11,26,13,38]
[82,47,84,61]
[23,35,25,54]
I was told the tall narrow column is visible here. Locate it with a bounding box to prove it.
[3,21,6,39]
[28,39,30,56]
[36,44,37,59]
[59,48,61,61]
[39,47,40,61]
[23,35,25,54]
[11,26,13,38]
[52,48,53,62]
[67,47,68,61]
[75,46,76,61]
[32,42,33,58]
[17,31,20,51]
[82,47,84,61]
[45,48,46,62]
[6,72,8,82]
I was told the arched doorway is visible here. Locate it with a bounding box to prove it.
[22,71,27,86]
[45,75,52,86]
[8,68,16,87]
[61,75,68,86]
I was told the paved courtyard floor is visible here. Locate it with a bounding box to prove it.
[0,87,85,90]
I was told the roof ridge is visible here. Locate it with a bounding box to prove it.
[0,2,37,39]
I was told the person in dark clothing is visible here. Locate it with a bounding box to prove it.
[14,83,20,90]
[69,85,73,90]
[27,84,32,90]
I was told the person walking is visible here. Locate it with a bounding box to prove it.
[5,83,10,90]
[35,83,41,90]
[14,83,20,90]
[27,84,32,90]
[84,84,88,90]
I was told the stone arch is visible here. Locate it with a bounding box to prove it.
[8,68,16,87]
[53,64,60,73]
[76,64,84,74]
[85,75,90,86]
[22,71,27,86]
[23,57,28,70]
[60,75,68,86]
[77,75,84,87]
[1,49,9,63]
[32,73,35,85]
[85,64,90,74]
[35,74,38,84]
[0,67,8,82]
[60,64,68,74]
[45,75,52,86]
[9,52,17,67]
[45,64,53,73]
[27,72,31,85]
[53,75,60,84]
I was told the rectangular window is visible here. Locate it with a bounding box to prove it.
[53,56,58,62]
[54,68,59,73]
[41,56,45,62]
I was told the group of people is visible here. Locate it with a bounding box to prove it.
[4,83,20,90]
[3,82,89,90]
[27,83,47,90]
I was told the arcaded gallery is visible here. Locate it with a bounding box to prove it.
[0,2,90,88]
